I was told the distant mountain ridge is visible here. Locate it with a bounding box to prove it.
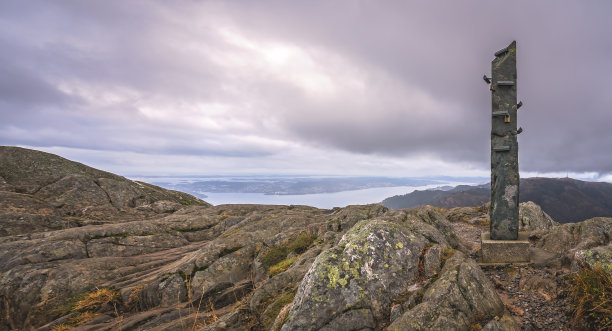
[382,178,612,223]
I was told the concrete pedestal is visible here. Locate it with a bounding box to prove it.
[481,232,530,264]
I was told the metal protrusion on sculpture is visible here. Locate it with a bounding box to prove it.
[483,75,491,84]
[493,146,510,152]
[497,81,515,86]
[492,111,509,117]
[517,127,523,134]
[494,47,509,57]
[516,101,523,109]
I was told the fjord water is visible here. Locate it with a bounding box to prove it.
[165,182,471,209]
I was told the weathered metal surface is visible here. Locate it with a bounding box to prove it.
[514,101,523,110]
[493,146,510,152]
[490,41,519,240]
[494,47,509,57]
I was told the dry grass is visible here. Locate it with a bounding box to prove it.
[52,288,121,330]
[72,288,119,312]
[50,325,72,331]
[570,266,612,330]
[180,275,221,331]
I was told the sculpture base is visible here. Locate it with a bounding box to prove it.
[480,232,530,264]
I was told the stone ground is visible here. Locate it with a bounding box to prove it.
[450,222,575,331]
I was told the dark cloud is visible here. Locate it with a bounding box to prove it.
[1,0,611,176]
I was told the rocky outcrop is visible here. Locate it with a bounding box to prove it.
[0,146,207,236]
[530,217,612,272]
[0,188,511,331]
[388,251,504,330]
[519,201,558,231]
[281,207,502,331]
[1,147,608,330]
[445,201,559,232]
[282,219,433,330]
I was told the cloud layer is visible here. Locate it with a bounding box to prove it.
[1,1,611,177]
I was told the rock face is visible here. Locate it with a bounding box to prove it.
[446,202,558,232]
[388,251,504,330]
[0,146,207,236]
[530,216,612,273]
[1,147,609,330]
[283,220,431,330]
[518,201,558,231]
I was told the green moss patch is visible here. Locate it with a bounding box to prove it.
[269,256,298,277]
[260,232,318,272]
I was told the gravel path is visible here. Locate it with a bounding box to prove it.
[450,220,575,330]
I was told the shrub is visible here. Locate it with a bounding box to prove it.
[287,232,317,254]
[261,246,289,269]
[261,232,318,270]
[569,266,612,330]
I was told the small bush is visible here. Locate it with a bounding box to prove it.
[570,266,612,330]
[261,232,318,270]
[287,232,317,254]
[261,247,289,269]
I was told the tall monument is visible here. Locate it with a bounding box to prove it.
[487,41,521,240]
[481,41,529,263]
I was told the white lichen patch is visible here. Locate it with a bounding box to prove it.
[503,185,517,206]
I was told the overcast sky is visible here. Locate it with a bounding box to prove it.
[1,1,611,180]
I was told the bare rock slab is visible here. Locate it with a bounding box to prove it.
[481,232,530,263]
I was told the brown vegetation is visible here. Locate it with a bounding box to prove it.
[570,266,612,330]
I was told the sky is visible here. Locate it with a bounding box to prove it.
[1,1,611,180]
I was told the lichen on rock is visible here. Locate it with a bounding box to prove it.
[282,218,433,330]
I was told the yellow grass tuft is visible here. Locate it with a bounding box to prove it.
[72,288,119,312]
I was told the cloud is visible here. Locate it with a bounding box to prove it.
[1,0,611,177]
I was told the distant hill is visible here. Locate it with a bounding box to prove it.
[0,146,208,235]
[382,177,612,223]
